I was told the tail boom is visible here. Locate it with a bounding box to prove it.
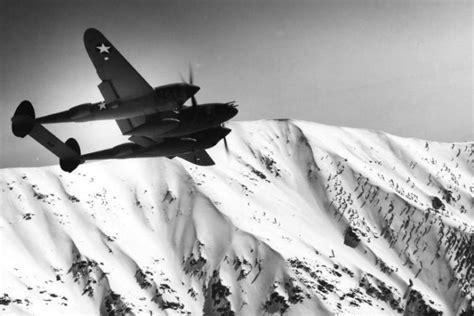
[12,101,83,172]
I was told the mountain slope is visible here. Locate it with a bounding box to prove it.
[1,120,472,315]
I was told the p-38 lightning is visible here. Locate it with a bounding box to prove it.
[11,28,238,172]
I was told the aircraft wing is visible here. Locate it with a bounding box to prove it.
[177,150,215,166]
[83,28,153,103]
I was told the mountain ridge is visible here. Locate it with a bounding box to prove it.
[1,120,472,315]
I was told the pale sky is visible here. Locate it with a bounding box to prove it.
[1,0,472,168]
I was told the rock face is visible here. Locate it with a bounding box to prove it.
[343,227,361,248]
[1,120,472,315]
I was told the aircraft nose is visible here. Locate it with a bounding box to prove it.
[229,105,238,117]
[223,103,238,120]
[187,84,200,96]
[220,127,232,138]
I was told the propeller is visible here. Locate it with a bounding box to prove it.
[221,123,230,155]
[189,65,198,107]
[226,101,238,108]
[188,63,194,85]
[181,64,198,107]
[181,64,233,157]
[224,137,230,154]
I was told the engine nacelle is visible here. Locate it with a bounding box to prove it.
[113,143,136,157]
[12,100,36,138]
[68,103,93,120]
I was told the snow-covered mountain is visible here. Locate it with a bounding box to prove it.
[1,120,472,315]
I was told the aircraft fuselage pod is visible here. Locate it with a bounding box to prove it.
[36,83,199,124]
[82,127,230,162]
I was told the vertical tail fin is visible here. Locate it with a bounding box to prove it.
[59,138,82,172]
[11,100,36,137]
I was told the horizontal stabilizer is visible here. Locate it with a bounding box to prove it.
[177,150,214,166]
[28,124,82,172]
[29,124,79,160]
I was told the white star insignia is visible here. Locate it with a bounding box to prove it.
[96,43,110,54]
[98,102,107,110]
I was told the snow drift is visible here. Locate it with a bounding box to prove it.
[1,120,472,315]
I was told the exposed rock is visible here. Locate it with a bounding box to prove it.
[101,290,134,316]
[404,289,442,316]
[203,270,234,316]
[431,197,444,210]
[263,291,289,315]
[344,227,361,248]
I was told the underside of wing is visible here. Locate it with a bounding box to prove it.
[116,116,147,134]
[127,135,161,147]
[84,28,153,102]
[177,150,215,166]
[115,112,179,136]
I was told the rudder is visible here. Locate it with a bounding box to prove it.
[59,138,82,172]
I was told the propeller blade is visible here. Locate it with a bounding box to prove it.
[220,123,230,155]
[188,64,198,107]
[224,137,229,154]
[179,73,186,83]
[180,64,198,107]
[189,63,194,85]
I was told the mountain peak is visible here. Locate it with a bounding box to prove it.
[1,120,472,315]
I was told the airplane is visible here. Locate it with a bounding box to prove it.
[11,28,238,172]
